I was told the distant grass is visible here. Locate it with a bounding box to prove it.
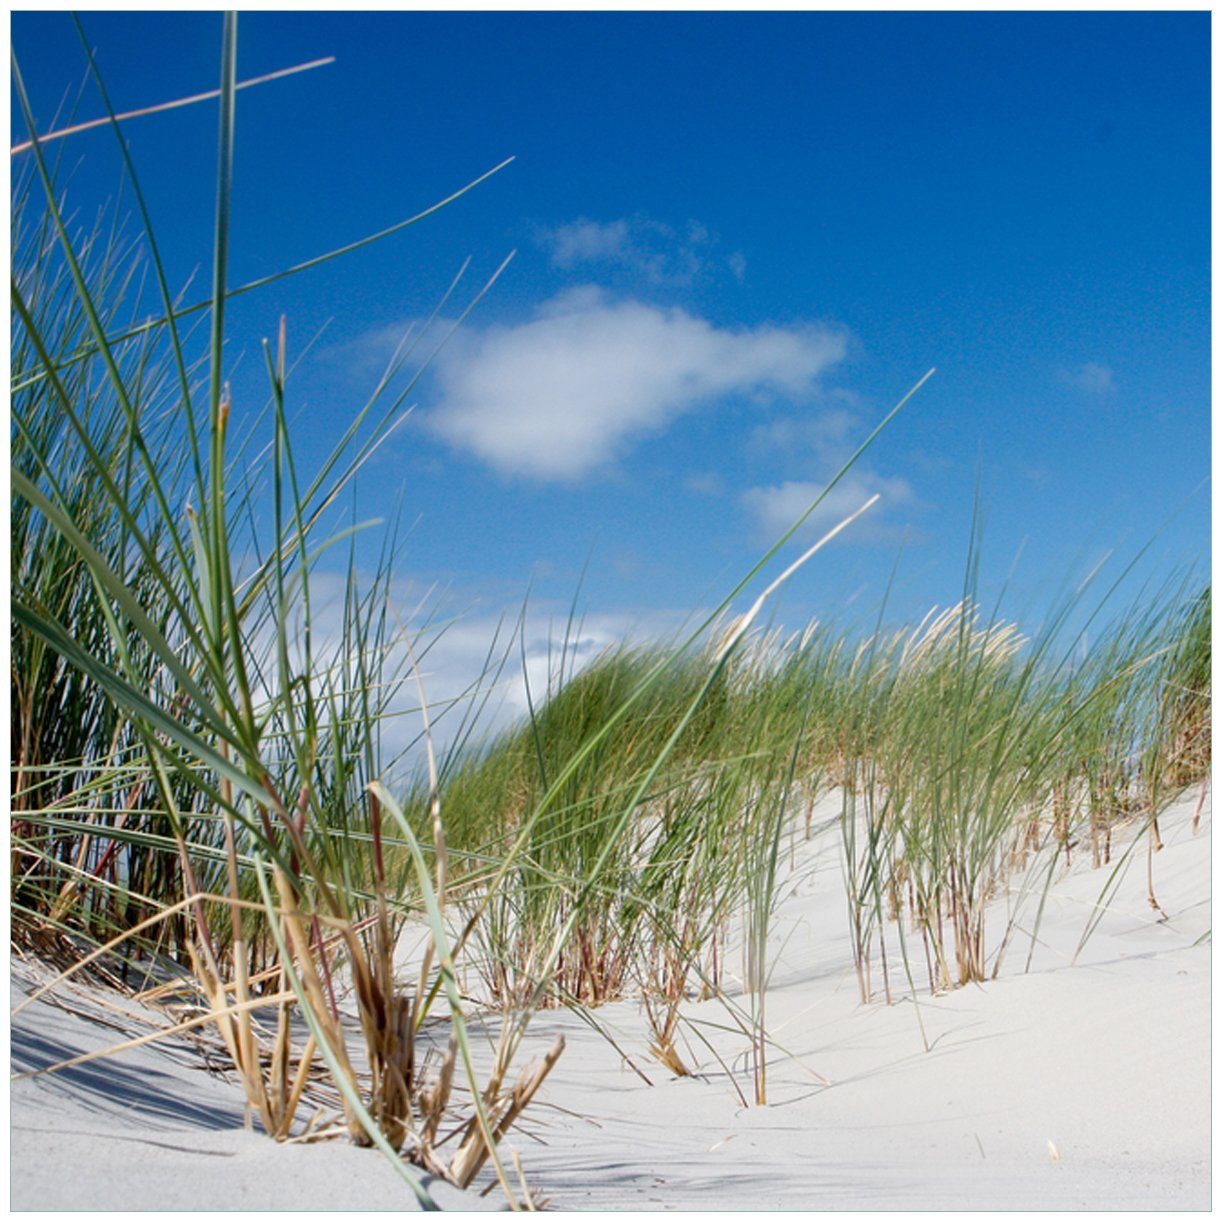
[404,568,1208,1056]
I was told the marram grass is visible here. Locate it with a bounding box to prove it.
[10,11,1210,1207]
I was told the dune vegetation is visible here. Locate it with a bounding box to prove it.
[10,15,1210,1211]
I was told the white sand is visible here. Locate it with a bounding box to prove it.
[511,780,1211,1210]
[11,781,1210,1211]
[9,963,493,1211]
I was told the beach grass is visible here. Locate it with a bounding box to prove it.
[9,12,1211,1209]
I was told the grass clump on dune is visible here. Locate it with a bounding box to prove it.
[10,15,569,1205]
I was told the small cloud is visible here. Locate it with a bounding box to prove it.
[741,472,916,544]
[750,408,860,457]
[424,286,847,481]
[537,214,744,286]
[1060,362,1115,394]
[743,397,922,545]
[544,218,632,266]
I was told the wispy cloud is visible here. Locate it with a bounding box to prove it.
[537,215,746,286]
[1060,361,1115,394]
[741,396,920,544]
[741,472,916,543]
[424,286,846,480]
[748,407,861,457]
[544,218,633,265]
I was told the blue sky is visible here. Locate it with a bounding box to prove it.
[12,11,1211,704]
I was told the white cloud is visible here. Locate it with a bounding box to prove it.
[741,391,922,544]
[741,473,916,542]
[538,215,746,285]
[545,218,633,266]
[750,408,860,456]
[1060,362,1115,394]
[424,287,846,480]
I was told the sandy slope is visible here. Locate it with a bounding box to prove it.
[10,781,1210,1211]
[512,780,1211,1210]
[8,963,493,1211]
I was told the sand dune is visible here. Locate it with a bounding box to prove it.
[10,781,1209,1211]
[510,780,1210,1209]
